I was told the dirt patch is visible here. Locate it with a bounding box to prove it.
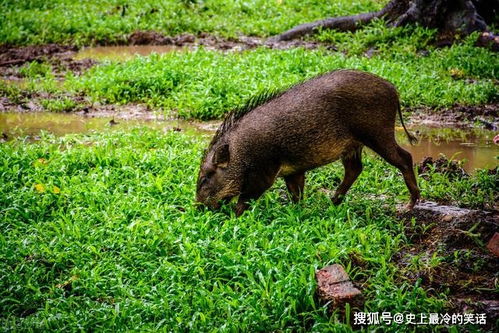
[124,31,331,52]
[0,44,76,67]
[408,104,499,129]
[396,202,499,329]
[128,31,176,45]
[49,57,98,77]
[74,102,167,120]
[0,91,164,120]
[0,44,97,80]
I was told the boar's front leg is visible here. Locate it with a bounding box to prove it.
[331,147,363,205]
[284,172,305,203]
[235,166,279,217]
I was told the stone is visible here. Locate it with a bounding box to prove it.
[413,201,474,219]
[486,232,499,257]
[316,264,363,310]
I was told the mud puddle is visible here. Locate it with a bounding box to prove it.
[400,126,498,172]
[409,104,498,129]
[1,111,497,172]
[0,112,217,140]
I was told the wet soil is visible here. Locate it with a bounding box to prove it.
[1,108,497,172]
[0,43,97,80]
[0,31,329,83]
[397,204,499,329]
[126,31,330,51]
[403,126,498,173]
[0,44,76,67]
[408,104,499,130]
[74,45,182,61]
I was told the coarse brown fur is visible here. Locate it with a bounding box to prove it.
[196,69,420,216]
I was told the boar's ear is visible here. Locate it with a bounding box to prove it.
[212,144,230,167]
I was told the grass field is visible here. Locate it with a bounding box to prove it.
[68,39,497,119]
[0,0,386,46]
[1,129,496,331]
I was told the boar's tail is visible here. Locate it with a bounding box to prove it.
[397,102,418,145]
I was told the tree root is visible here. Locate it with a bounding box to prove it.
[271,0,497,44]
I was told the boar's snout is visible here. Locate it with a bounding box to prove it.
[195,193,221,211]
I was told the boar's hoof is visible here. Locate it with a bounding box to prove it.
[331,194,345,205]
[235,202,249,217]
[405,202,416,212]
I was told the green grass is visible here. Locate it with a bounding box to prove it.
[314,19,438,56]
[39,97,80,112]
[62,35,497,120]
[0,0,386,46]
[1,129,496,331]
[19,61,53,79]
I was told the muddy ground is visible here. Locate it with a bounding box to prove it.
[6,92,496,129]
[1,89,497,130]
[0,44,96,79]
[397,201,498,330]
[410,104,499,130]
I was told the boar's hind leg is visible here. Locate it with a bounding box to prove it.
[284,172,305,203]
[367,140,420,210]
[331,146,363,205]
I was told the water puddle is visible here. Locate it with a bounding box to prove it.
[74,45,183,61]
[400,126,497,172]
[0,112,216,138]
[1,112,497,172]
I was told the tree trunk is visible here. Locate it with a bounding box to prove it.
[272,0,498,43]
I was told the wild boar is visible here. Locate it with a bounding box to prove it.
[196,69,420,216]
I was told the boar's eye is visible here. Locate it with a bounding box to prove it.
[198,176,208,188]
[199,170,215,187]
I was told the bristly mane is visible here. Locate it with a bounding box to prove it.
[207,88,287,150]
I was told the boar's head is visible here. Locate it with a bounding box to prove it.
[196,140,242,210]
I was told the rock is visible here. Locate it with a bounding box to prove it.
[486,232,499,257]
[441,214,454,222]
[316,264,363,310]
[411,201,474,220]
[365,47,378,58]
